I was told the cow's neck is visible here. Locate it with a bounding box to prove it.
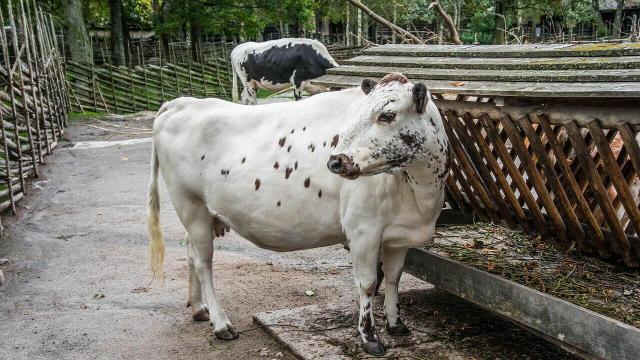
[403,161,447,219]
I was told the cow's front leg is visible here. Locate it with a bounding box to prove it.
[350,238,386,356]
[382,246,411,336]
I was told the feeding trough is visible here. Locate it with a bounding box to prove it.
[313,43,640,359]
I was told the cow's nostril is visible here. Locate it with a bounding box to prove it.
[328,156,344,174]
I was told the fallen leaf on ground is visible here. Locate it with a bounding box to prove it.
[93,293,105,300]
[132,287,149,294]
[449,81,466,87]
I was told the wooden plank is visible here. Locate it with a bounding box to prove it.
[364,43,640,58]
[327,65,640,82]
[343,55,640,71]
[312,74,640,98]
[404,247,640,360]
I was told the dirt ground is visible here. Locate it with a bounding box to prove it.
[0,111,575,359]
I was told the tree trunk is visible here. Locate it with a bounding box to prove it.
[61,0,91,63]
[109,0,126,66]
[429,0,462,44]
[190,23,201,62]
[592,0,606,34]
[346,0,425,44]
[152,0,170,61]
[613,0,625,37]
[493,0,505,45]
[122,11,130,65]
[357,7,362,45]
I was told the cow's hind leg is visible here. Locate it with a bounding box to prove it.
[186,233,209,321]
[350,239,386,356]
[382,246,411,336]
[175,194,238,340]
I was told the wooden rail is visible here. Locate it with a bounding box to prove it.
[0,0,69,231]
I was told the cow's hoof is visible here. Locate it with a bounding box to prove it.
[192,307,210,321]
[386,321,411,336]
[361,339,386,356]
[214,325,239,341]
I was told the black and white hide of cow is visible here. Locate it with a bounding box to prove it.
[147,73,449,356]
[231,38,338,105]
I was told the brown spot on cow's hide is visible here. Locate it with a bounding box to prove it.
[304,178,310,188]
[274,161,279,170]
[331,135,339,148]
[255,179,261,190]
[318,190,322,198]
[287,145,292,153]
[277,201,281,207]
[278,137,286,147]
[241,157,246,164]
[285,167,292,179]
[294,161,298,170]
[379,72,408,85]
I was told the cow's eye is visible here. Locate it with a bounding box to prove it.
[378,111,396,123]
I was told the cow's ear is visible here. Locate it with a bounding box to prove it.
[361,79,377,95]
[412,83,428,114]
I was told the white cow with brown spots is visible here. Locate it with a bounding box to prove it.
[147,73,449,355]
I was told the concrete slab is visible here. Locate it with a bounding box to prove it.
[254,289,579,360]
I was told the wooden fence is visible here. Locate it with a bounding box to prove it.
[0,0,68,227]
[65,44,234,113]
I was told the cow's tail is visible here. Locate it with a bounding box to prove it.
[231,62,240,103]
[148,140,165,280]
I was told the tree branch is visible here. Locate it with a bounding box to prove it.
[428,1,462,45]
[345,0,425,45]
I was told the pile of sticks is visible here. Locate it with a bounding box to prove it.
[0,0,69,228]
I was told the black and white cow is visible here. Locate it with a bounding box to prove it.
[148,73,449,355]
[231,38,338,104]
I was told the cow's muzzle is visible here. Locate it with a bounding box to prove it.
[327,154,361,180]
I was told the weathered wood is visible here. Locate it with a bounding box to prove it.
[404,247,640,360]
[312,74,640,99]
[363,43,640,58]
[328,65,640,83]
[343,55,640,70]
[565,121,635,266]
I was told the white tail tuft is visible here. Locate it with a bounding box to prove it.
[148,141,165,280]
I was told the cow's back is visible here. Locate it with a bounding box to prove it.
[153,89,364,250]
[231,38,337,86]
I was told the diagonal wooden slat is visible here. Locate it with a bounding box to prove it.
[565,121,636,267]
[537,115,606,252]
[587,120,640,241]
[447,110,513,225]
[443,113,500,223]
[482,115,547,230]
[502,114,568,242]
[467,114,528,228]
[519,115,585,245]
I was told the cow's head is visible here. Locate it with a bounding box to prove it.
[328,73,438,179]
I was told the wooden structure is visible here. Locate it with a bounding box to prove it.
[0,0,68,228]
[313,43,640,359]
[65,53,234,113]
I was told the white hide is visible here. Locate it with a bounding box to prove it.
[149,79,448,353]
